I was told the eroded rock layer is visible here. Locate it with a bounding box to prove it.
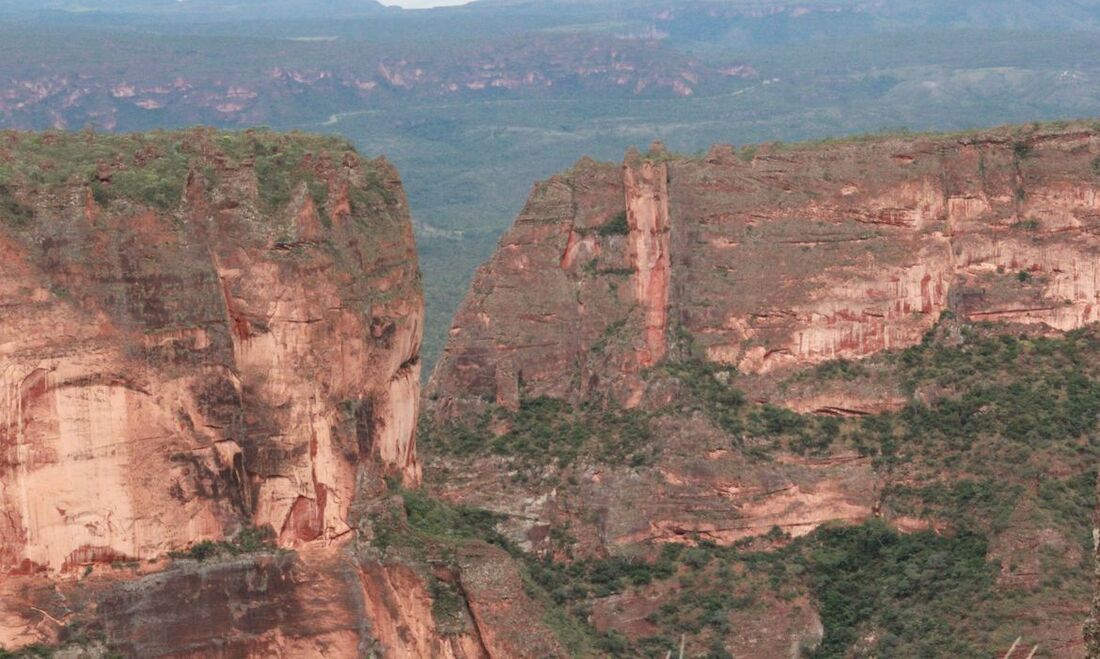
[0,129,525,656]
[430,125,1100,409]
[425,122,1100,657]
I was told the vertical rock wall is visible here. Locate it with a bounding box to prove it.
[429,124,1100,411]
[624,154,671,368]
[0,130,423,574]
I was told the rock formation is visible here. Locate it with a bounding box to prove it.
[0,129,421,576]
[426,121,1100,656]
[431,125,1100,412]
[0,129,565,657]
[6,121,1100,657]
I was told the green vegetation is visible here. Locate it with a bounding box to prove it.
[420,396,658,481]
[0,130,189,209]
[217,131,350,219]
[801,358,870,382]
[806,520,996,657]
[0,183,32,227]
[168,525,277,562]
[596,210,629,236]
[0,129,360,216]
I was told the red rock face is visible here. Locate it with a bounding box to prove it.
[625,155,672,369]
[0,131,422,575]
[0,130,441,655]
[421,124,1100,657]
[0,130,575,658]
[429,125,1100,409]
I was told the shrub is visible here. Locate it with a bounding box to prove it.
[597,210,630,236]
[807,520,995,657]
[0,185,33,227]
[169,525,275,561]
[422,396,658,478]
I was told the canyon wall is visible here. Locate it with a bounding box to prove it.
[430,125,1100,410]
[0,129,422,576]
[424,122,1100,656]
[0,129,542,656]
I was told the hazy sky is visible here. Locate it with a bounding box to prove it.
[380,0,471,7]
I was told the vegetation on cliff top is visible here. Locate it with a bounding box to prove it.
[0,128,366,216]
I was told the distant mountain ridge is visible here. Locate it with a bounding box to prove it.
[0,0,390,20]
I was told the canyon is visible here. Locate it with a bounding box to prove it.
[3,121,1100,656]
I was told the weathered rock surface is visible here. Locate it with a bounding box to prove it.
[425,122,1100,656]
[0,129,542,657]
[430,124,1100,410]
[0,129,422,576]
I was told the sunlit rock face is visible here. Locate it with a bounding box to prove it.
[429,125,1100,411]
[422,124,1100,657]
[0,130,422,576]
[0,129,442,656]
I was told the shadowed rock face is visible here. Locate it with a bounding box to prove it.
[429,124,1100,412]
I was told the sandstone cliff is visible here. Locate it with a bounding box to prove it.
[425,121,1100,656]
[431,126,1100,410]
[0,130,567,657]
[0,129,422,575]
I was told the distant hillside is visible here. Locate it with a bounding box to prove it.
[0,0,390,20]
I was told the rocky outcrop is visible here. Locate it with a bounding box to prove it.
[430,124,1100,409]
[0,130,422,575]
[624,151,672,369]
[0,129,441,654]
[424,122,1100,656]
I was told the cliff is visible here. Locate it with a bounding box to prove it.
[0,128,424,574]
[7,122,1100,657]
[0,130,567,657]
[431,125,1100,410]
[425,121,1100,656]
